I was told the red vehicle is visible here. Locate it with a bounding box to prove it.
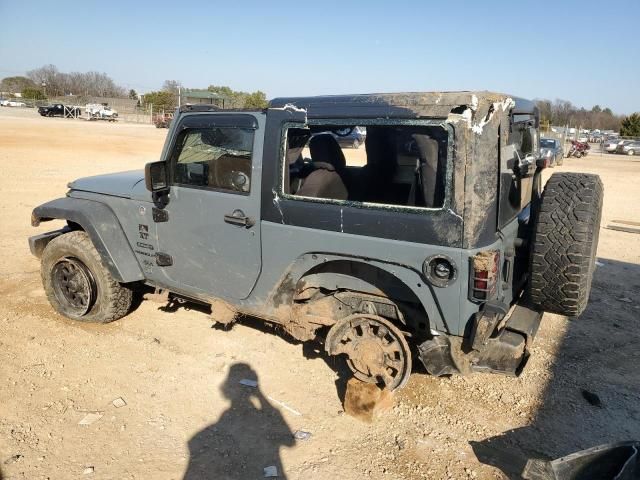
[154,112,174,128]
[567,140,590,158]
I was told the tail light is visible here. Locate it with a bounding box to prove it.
[470,250,500,301]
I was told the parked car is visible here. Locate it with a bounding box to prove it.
[38,103,82,118]
[616,140,640,155]
[28,92,603,392]
[154,112,174,128]
[85,103,118,121]
[604,138,621,153]
[1,99,26,107]
[539,138,564,166]
[578,134,589,143]
[317,126,366,148]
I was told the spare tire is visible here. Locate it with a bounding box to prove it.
[528,173,604,316]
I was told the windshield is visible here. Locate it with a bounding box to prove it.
[540,139,555,148]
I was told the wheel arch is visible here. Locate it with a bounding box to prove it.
[31,197,144,283]
[267,256,434,334]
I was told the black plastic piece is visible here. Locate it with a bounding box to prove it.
[155,252,173,266]
[152,207,169,223]
[522,441,640,480]
[470,301,509,351]
[417,336,460,376]
[472,330,526,375]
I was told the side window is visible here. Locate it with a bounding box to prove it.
[171,127,254,193]
[284,123,448,209]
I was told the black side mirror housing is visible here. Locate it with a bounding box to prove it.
[145,161,168,192]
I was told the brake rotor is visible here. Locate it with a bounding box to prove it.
[325,314,412,390]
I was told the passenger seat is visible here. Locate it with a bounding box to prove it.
[295,134,348,200]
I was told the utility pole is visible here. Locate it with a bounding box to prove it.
[178,85,181,108]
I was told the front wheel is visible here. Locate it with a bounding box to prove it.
[41,231,133,323]
[628,150,635,156]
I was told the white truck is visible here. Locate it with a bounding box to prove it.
[85,103,118,121]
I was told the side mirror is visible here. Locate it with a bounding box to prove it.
[145,161,168,192]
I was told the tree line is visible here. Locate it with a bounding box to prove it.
[0,64,128,98]
[535,98,623,131]
[141,81,268,112]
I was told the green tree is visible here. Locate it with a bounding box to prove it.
[0,76,36,93]
[128,89,138,99]
[243,90,268,109]
[21,87,46,100]
[620,113,640,137]
[591,105,602,113]
[142,90,176,111]
[207,85,244,108]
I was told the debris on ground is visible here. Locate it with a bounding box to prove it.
[112,397,127,408]
[343,378,394,423]
[267,396,302,416]
[611,219,640,227]
[239,379,258,387]
[581,389,603,408]
[83,466,95,474]
[4,454,23,465]
[78,413,103,425]
[263,465,278,477]
[293,430,312,441]
[606,225,640,234]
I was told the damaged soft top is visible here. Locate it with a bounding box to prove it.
[269,91,536,120]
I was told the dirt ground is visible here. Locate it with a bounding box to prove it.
[1,108,639,480]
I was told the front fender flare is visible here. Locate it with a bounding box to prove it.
[31,197,144,283]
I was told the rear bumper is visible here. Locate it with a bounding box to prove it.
[418,300,543,377]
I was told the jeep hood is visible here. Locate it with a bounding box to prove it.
[68,170,148,200]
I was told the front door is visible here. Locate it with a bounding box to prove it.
[155,112,265,300]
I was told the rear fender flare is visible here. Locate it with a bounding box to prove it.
[31,197,144,283]
[266,254,448,333]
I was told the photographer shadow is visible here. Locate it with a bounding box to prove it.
[184,363,295,480]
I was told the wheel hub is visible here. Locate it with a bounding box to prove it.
[51,258,96,317]
[325,314,412,390]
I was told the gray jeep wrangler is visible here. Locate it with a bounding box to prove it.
[29,92,603,390]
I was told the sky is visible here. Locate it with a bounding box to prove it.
[1,0,639,114]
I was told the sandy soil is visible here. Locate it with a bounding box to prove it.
[1,108,639,480]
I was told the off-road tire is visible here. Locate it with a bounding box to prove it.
[41,231,133,323]
[528,173,603,316]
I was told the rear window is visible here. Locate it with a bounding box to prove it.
[283,121,449,209]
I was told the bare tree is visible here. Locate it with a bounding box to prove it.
[26,64,126,98]
[162,80,182,95]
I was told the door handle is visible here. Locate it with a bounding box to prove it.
[224,209,255,228]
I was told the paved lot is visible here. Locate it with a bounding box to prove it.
[1,108,639,479]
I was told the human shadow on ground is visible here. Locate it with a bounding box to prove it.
[471,258,640,479]
[184,362,295,480]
